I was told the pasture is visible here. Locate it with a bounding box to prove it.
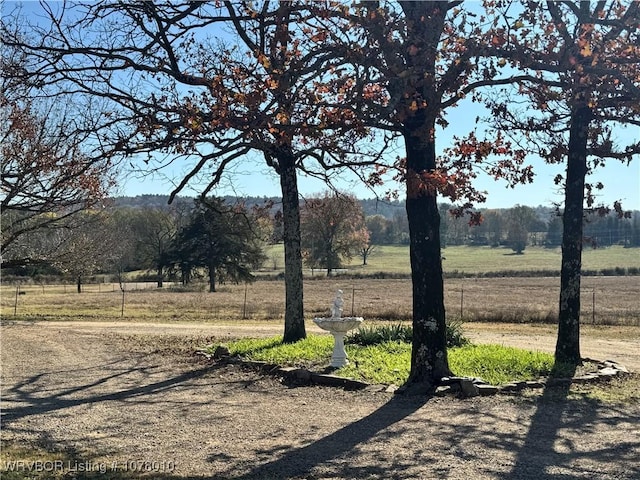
[263,244,640,275]
[2,276,639,326]
[2,245,639,326]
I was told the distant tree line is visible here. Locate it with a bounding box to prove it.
[115,194,640,251]
[366,203,640,253]
[2,197,269,292]
[5,194,637,289]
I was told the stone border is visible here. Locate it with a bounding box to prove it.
[435,358,630,398]
[200,347,630,398]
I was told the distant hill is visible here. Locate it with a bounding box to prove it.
[111,194,550,219]
[111,195,637,225]
[113,195,407,217]
[113,194,280,211]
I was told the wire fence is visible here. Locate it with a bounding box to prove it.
[5,282,167,295]
[1,277,639,326]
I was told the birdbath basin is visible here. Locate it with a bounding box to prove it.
[313,317,363,368]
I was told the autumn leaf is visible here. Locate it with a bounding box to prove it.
[257,54,271,68]
[275,112,289,123]
[311,31,328,42]
[491,34,506,46]
[580,43,593,57]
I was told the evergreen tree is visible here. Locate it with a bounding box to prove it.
[170,199,266,292]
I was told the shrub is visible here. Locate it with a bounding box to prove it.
[346,324,412,346]
[346,321,469,348]
[166,283,207,293]
[446,319,470,347]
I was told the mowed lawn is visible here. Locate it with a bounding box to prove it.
[262,244,640,275]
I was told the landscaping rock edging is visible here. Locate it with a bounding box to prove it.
[201,351,630,398]
[435,358,630,397]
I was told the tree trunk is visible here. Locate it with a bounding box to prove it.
[403,122,452,391]
[396,2,451,392]
[278,153,306,343]
[77,275,82,294]
[156,265,163,288]
[325,242,333,277]
[208,265,216,293]
[555,102,592,364]
[181,265,190,285]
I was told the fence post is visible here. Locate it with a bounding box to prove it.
[350,284,363,316]
[460,285,464,319]
[14,285,19,317]
[592,289,596,325]
[351,285,356,316]
[242,283,248,319]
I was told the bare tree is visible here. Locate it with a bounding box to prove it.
[129,207,182,288]
[300,192,368,276]
[48,211,119,292]
[2,1,386,342]
[485,1,640,363]
[1,44,114,266]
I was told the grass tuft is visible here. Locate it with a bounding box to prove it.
[346,324,412,345]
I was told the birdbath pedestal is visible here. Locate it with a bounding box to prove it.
[313,317,363,368]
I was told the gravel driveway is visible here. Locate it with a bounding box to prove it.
[1,321,639,479]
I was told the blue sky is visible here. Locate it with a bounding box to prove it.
[9,0,639,210]
[118,137,639,211]
[119,97,639,209]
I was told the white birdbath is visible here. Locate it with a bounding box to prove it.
[313,290,363,368]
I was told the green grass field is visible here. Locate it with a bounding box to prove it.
[262,244,640,276]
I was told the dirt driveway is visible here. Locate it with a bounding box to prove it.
[1,320,639,479]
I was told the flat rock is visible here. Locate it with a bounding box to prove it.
[435,385,453,395]
[364,384,388,393]
[477,384,499,396]
[213,345,230,359]
[524,381,546,389]
[500,383,522,392]
[310,373,368,390]
[459,379,479,397]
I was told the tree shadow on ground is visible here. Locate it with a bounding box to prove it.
[3,343,638,479]
[501,363,640,480]
[218,392,431,480]
[210,370,639,479]
[1,358,229,425]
